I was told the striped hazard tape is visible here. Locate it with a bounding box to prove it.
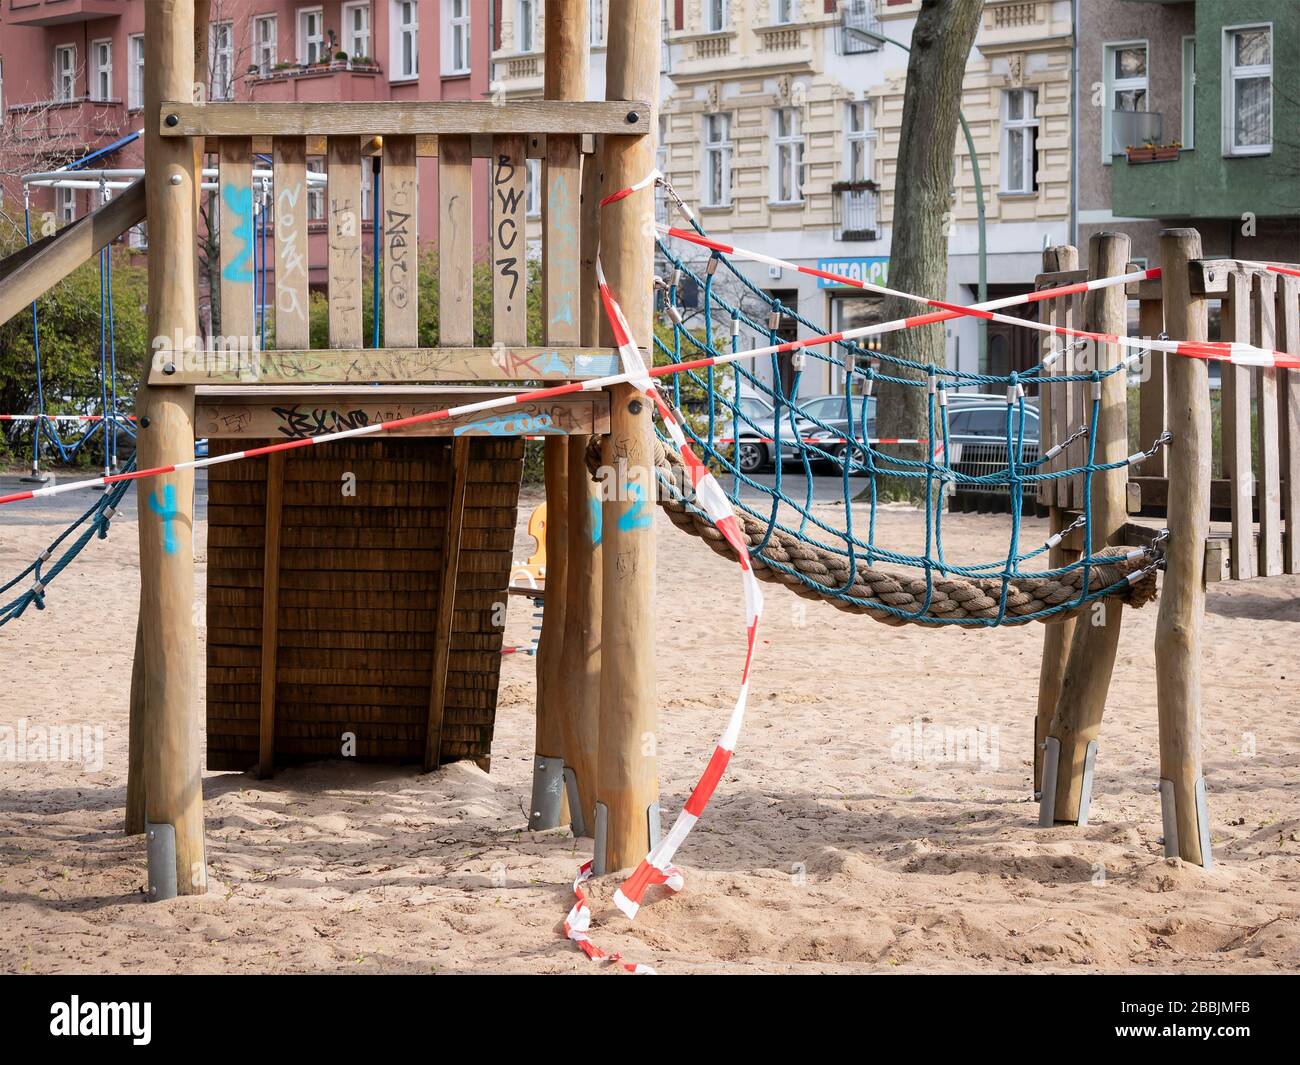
[558,173,765,974]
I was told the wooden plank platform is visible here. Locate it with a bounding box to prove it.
[195,385,610,439]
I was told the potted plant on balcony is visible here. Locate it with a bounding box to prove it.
[351,55,379,73]
[332,50,351,71]
[1126,140,1181,163]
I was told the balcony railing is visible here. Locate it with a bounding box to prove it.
[840,0,884,55]
[832,180,880,242]
[1111,110,1164,156]
[6,0,125,27]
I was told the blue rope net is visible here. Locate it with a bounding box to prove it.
[650,217,1164,628]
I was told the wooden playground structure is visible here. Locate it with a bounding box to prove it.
[1,0,1297,910]
[1033,233,1300,867]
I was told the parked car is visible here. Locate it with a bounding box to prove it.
[946,401,1041,512]
[794,393,878,465]
[726,394,805,474]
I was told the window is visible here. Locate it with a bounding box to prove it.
[1181,36,1195,149]
[1224,25,1271,156]
[210,22,234,100]
[1101,41,1148,162]
[590,0,604,45]
[298,8,325,65]
[772,107,804,203]
[1001,89,1038,194]
[845,100,873,181]
[129,222,148,250]
[443,0,470,75]
[518,0,536,52]
[90,39,112,102]
[773,0,793,24]
[54,44,77,102]
[526,158,541,218]
[342,3,370,59]
[128,34,145,109]
[702,113,732,207]
[254,16,277,75]
[394,1,419,79]
[307,159,326,220]
[56,186,76,224]
[706,0,727,33]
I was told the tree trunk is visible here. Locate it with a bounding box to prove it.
[873,0,983,493]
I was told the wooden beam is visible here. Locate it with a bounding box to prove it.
[137,0,206,898]
[1188,257,1276,295]
[1222,271,1257,579]
[327,136,364,349]
[163,100,652,138]
[272,137,310,350]
[194,388,609,438]
[1252,271,1283,576]
[149,345,622,386]
[424,438,472,771]
[1154,228,1212,868]
[594,0,660,875]
[0,179,146,329]
[1034,244,1078,796]
[1278,273,1300,574]
[1044,233,1131,825]
[381,135,419,347]
[257,451,286,778]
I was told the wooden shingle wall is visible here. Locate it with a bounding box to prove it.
[205,436,523,771]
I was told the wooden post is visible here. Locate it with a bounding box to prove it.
[1033,245,1077,795]
[257,451,285,777]
[1154,228,1212,867]
[560,93,605,836]
[126,0,210,838]
[594,0,659,873]
[529,0,588,831]
[137,0,205,897]
[1041,232,1130,826]
[1277,273,1300,575]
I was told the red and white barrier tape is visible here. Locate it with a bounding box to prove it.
[558,174,764,973]
[659,225,1300,370]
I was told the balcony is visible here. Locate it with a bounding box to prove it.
[248,61,385,103]
[3,97,127,154]
[1109,109,1165,158]
[1110,149,1196,219]
[839,1,884,55]
[6,0,124,26]
[832,180,880,242]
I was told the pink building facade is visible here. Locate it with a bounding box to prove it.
[1,0,493,281]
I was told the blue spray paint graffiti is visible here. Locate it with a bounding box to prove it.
[221,183,255,283]
[590,494,603,545]
[617,482,654,532]
[148,484,180,554]
[539,350,567,375]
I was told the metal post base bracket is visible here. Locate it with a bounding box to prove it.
[146,821,177,901]
[563,767,587,839]
[592,802,609,876]
[1159,776,1214,869]
[528,755,566,831]
[1037,737,1098,827]
[1038,737,1060,827]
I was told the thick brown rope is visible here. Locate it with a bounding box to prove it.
[587,438,1157,627]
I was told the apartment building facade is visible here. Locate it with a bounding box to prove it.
[0,0,493,283]
[1078,0,1299,270]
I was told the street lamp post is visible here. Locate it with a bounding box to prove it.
[848,21,989,367]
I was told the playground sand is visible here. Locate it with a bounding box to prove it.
[2,489,1298,974]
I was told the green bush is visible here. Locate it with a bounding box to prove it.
[0,246,148,466]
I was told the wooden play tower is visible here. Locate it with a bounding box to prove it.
[127,0,661,898]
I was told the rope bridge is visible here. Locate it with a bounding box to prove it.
[643,201,1165,628]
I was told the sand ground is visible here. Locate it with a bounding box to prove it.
[1,486,1298,974]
